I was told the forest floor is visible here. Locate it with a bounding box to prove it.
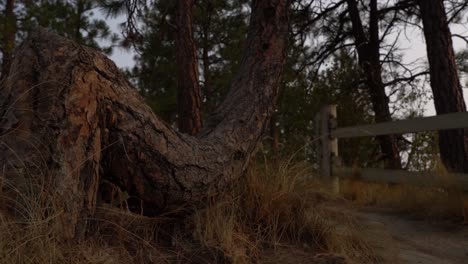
[2,160,467,264]
[346,206,468,264]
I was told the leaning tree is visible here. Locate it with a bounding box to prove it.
[0,0,290,240]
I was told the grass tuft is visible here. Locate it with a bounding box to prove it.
[189,159,379,263]
[340,159,467,221]
[1,158,380,264]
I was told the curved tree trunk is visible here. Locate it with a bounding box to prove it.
[0,0,290,239]
[175,0,203,135]
[418,0,468,173]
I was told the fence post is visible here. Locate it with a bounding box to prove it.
[319,105,340,195]
[314,112,321,179]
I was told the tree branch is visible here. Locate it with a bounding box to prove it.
[383,71,429,87]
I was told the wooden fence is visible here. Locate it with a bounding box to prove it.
[315,105,468,194]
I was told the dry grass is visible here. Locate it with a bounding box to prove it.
[174,159,380,263]
[0,159,381,264]
[0,172,140,264]
[340,160,467,221]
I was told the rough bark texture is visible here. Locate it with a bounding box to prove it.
[175,0,203,135]
[419,0,468,172]
[0,0,290,239]
[346,0,402,169]
[0,0,16,79]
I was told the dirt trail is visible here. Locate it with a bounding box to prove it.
[351,207,468,264]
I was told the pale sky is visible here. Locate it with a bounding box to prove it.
[398,23,468,116]
[107,17,135,69]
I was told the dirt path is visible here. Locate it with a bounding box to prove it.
[351,207,468,264]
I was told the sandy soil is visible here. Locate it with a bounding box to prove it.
[261,205,468,264]
[351,207,468,264]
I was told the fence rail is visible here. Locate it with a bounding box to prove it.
[332,112,468,139]
[315,105,468,193]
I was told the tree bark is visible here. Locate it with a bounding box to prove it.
[0,0,290,240]
[269,112,280,154]
[418,0,468,172]
[0,0,16,79]
[175,0,203,135]
[346,0,402,169]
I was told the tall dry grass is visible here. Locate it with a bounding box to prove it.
[186,159,380,263]
[0,158,381,264]
[0,170,139,264]
[340,159,468,221]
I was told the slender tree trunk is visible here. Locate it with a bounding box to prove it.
[175,0,203,135]
[75,0,84,42]
[202,20,213,108]
[0,0,290,240]
[269,112,280,154]
[346,0,401,169]
[419,0,468,173]
[1,0,16,79]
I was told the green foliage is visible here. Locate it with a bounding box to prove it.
[97,0,130,18]
[23,0,119,54]
[456,49,468,86]
[404,131,439,171]
[194,0,250,113]
[129,0,249,123]
[0,0,16,53]
[277,50,376,166]
[0,0,118,57]
[125,0,178,122]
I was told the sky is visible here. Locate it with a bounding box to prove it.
[394,23,468,116]
[105,11,468,117]
[107,17,135,69]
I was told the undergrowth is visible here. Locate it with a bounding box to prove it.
[0,159,379,264]
[340,160,468,221]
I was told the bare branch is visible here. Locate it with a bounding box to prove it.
[383,71,429,87]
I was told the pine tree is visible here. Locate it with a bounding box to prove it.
[23,0,119,54]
